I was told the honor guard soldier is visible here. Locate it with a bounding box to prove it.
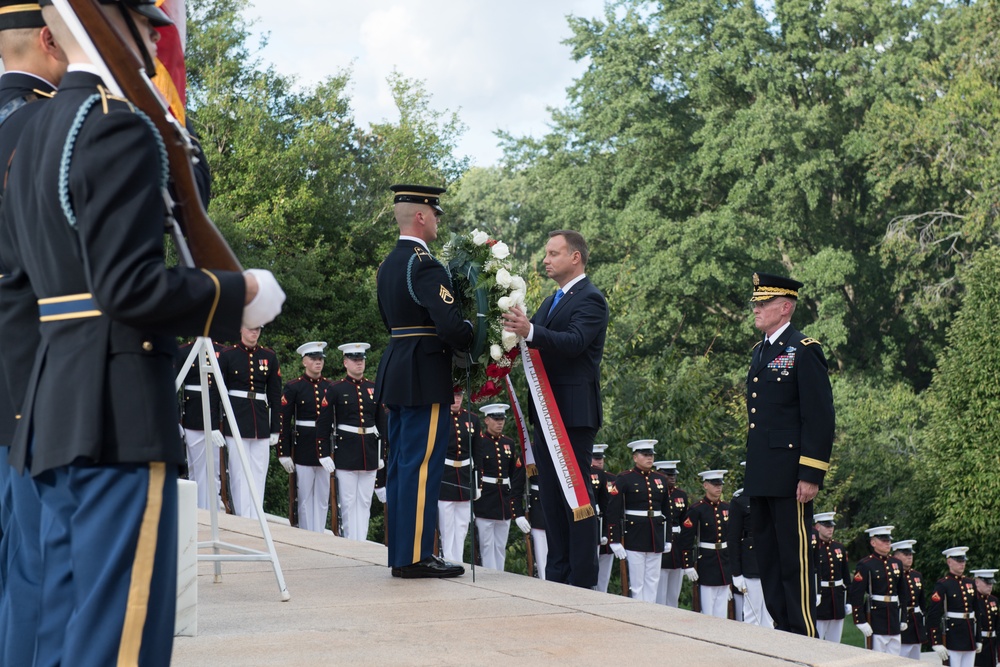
[850,526,911,655]
[680,470,732,618]
[277,342,335,532]
[656,460,688,607]
[928,547,984,667]
[319,343,381,541]
[730,470,773,627]
[473,404,527,571]
[437,387,478,563]
[527,470,548,579]
[971,569,1000,667]
[591,443,617,592]
[813,512,850,642]
[175,340,226,510]
[892,540,927,660]
[218,326,282,518]
[607,440,672,602]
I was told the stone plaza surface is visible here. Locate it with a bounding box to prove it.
[173,511,919,666]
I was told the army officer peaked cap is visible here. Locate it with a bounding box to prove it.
[0,0,44,30]
[390,184,446,214]
[750,272,803,302]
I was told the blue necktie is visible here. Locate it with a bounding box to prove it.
[547,289,564,316]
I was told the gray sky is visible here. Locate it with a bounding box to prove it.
[245,1,607,167]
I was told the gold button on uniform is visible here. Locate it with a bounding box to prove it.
[750,423,755,429]
[141,341,153,351]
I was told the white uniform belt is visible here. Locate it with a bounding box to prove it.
[672,526,681,533]
[295,420,316,428]
[229,389,268,403]
[870,595,899,603]
[445,458,470,467]
[698,541,727,550]
[983,631,996,638]
[337,424,378,435]
[625,510,663,518]
[820,579,845,588]
[480,476,510,486]
[530,484,539,491]
[947,611,973,619]
[183,384,202,392]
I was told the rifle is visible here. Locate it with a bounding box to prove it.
[287,470,298,527]
[525,531,535,578]
[52,0,241,271]
[329,471,341,536]
[218,445,234,515]
[620,557,631,597]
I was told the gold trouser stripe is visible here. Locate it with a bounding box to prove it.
[412,405,440,563]
[797,502,816,637]
[799,456,830,471]
[118,462,165,666]
[199,269,221,337]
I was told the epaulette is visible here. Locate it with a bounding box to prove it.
[801,337,822,346]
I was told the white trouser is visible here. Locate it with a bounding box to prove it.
[700,585,729,618]
[947,650,975,667]
[226,436,269,518]
[184,428,222,511]
[531,528,548,580]
[437,500,471,563]
[625,551,661,603]
[898,643,921,660]
[742,577,773,628]
[816,618,844,643]
[656,568,683,607]
[295,464,331,533]
[336,469,377,541]
[475,517,510,570]
[872,634,901,655]
[597,553,614,593]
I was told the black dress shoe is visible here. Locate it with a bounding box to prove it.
[394,556,464,579]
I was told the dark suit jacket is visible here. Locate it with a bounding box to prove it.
[0,71,244,475]
[528,276,608,429]
[374,238,471,406]
[744,324,834,497]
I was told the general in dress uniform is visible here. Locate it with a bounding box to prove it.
[655,460,688,607]
[218,326,281,518]
[608,441,675,602]
[730,478,773,627]
[813,512,850,642]
[375,184,471,578]
[928,547,985,667]
[322,342,381,541]
[0,1,283,663]
[680,470,732,618]
[972,569,1000,667]
[473,404,527,571]
[850,526,911,655]
[745,272,834,637]
[437,387,478,563]
[591,443,615,592]
[175,339,226,510]
[891,539,927,660]
[278,342,334,532]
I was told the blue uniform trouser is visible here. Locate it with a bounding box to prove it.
[385,404,449,568]
[34,462,178,667]
[2,462,43,665]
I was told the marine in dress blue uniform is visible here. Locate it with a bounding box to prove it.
[927,547,984,667]
[813,512,850,642]
[655,460,688,607]
[850,526,912,655]
[175,339,225,510]
[472,403,526,571]
[745,272,834,637]
[891,539,927,660]
[375,184,471,578]
[591,443,616,592]
[0,2,252,664]
[679,470,732,618]
[437,387,478,564]
[971,569,1000,667]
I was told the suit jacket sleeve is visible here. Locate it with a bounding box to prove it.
[529,288,607,357]
[796,341,835,485]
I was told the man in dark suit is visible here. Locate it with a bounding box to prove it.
[745,272,834,637]
[0,2,283,664]
[375,184,471,579]
[503,229,608,588]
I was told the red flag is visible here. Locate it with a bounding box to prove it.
[152,0,187,123]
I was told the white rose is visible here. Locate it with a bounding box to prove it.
[510,275,526,292]
[472,230,489,246]
[495,268,513,288]
[501,329,519,350]
[497,296,512,311]
[490,344,503,361]
[510,290,526,309]
[491,242,510,259]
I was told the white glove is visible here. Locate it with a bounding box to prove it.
[269,433,279,447]
[211,430,226,448]
[855,622,873,638]
[278,456,294,473]
[375,487,386,504]
[600,536,608,546]
[900,622,908,632]
[664,542,672,553]
[816,594,822,606]
[684,567,699,582]
[976,642,983,654]
[845,603,852,615]
[931,645,948,662]
[474,486,481,500]
[242,269,285,329]
[732,575,746,592]
[378,458,385,470]
[319,457,335,474]
[177,423,185,438]
[515,517,531,534]
[610,543,627,559]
